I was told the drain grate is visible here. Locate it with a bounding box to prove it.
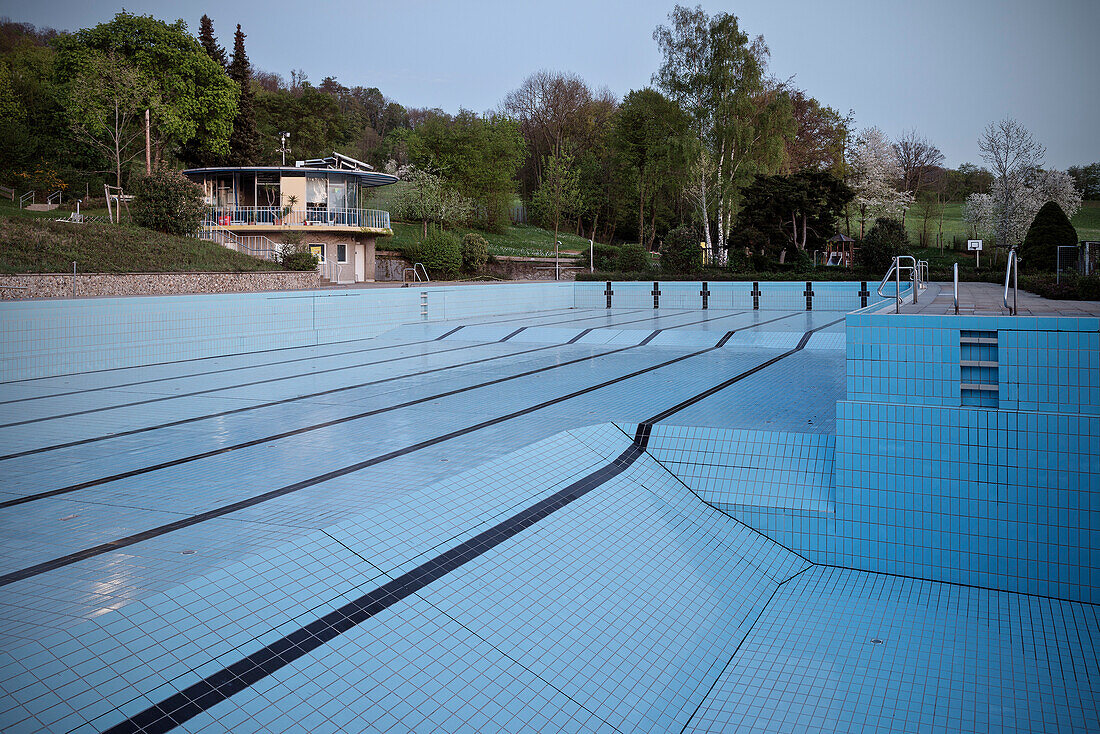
[871,638,884,645]
[180,550,197,555]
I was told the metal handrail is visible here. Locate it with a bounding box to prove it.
[877,255,918,313]
[18,191,34,209]
[1003,248,1018,315]
[953,263,959,315]
[47,190,62,205]
[205,206,390,230]
[199,226,281,262]
[414,263,429,282]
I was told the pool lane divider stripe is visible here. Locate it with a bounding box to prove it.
[105,319,836,734]
[0,309,759,462]
[101,432,653,734]
[0,308,659,412]
[0,308,739,459]
[0,305,585,387]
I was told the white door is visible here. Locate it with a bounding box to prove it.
[355,244,366,282]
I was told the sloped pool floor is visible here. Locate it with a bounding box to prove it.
[0,307,1095,733]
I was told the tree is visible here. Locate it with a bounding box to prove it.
[197,14,226,69]
[532,150,582,273]
[893,129,944,196]
[56,12,237,165]
[661,223,702,273]
[394,165,473,236]
[737,170,853,257]
[976,118,1046,250]
[784,89,850,175]
[857,217,909,273]
[848,127,913,238]
[964,168,1082,247]
[653,5,794,258]
[64,51,158,187]
[227,24,261,165]
[1067,163,1100,200]
[1020,201,1078,271]
[132,167,206,235]
[612,88,690,248]
[406,110,525,231]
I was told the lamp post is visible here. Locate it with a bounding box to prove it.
[277,132,291,166]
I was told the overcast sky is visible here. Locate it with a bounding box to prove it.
[9,0,1098,169]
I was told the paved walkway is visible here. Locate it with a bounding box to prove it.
[884,281,1100,316]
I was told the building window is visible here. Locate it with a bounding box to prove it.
[337,244,347,263]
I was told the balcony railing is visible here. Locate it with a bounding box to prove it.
[205,206,391,230]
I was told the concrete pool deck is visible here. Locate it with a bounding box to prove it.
[0,284,1096,733]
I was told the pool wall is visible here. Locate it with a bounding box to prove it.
[835,313,1099,603]
[0,281,876,381]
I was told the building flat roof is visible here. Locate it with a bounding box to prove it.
[182,166,399,188]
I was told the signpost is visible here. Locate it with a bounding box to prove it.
[967,239,983,269]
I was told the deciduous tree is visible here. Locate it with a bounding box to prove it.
[848,127,912,238]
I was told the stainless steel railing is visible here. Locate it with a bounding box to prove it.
[205,207,391,230]
[953,263,959,315]
[1003,248,1018,315]
[877,255,920,313]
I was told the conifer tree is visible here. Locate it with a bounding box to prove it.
[198,14,227,69]
[227,24,261,165]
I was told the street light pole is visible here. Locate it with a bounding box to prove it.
[277,132,291,166]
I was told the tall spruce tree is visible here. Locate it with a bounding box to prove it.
[227,24,261,165]
[198,15,227,69]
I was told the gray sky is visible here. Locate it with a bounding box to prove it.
[9,0,1098,169]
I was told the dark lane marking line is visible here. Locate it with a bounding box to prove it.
[0,335,738,585]
[566,329,593,344]
[434,326,466,341]
[0,308,740,462]
[0,340,508,429]
[0,337,452,406]
[0,342,568,464]
[101,435,652,734]
[1,308,622,404]
[0,305,585,387]
[107,314,837,733]
[642,317,844,425]
[0,342,647,508]
[498,328,526,342]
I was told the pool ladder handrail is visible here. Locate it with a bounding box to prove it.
[1003,248,1018,315]
[953,263,959,315]
[877,255,923,313]
[401,263,430,287]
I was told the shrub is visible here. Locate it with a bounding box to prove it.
[280,250,317,271]
[410,228,462,279]
[660,224,702,274]
[578,243,620,271]
[856,217,909,273]
[461,232,489,274]
[1020,201,1077,272]
[617,243,649,272]
[131,168,207,236]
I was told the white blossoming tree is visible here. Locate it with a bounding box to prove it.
[848,127,914,238]
[964,168,1082,248]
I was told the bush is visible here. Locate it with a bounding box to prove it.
[617,243,649,272]
[856,217,909,273]
[1019,273,1100,301]
[1020,201,1077,272]
[461,232,489,274]
[410,228,462,279]
[131,168,207,236]
[280,250,317,271]
[660,224,702,274]
[578,243,620,271]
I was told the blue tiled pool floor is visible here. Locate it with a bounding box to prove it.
[0,305,1095,732]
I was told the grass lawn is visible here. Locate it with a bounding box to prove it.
[386,221,589,259]
[0,215,282,274]
[899,200,1100,245]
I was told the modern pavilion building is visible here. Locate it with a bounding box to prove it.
[183,153,398,283]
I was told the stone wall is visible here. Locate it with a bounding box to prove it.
[0,271,320,300]
[375,250,579,282]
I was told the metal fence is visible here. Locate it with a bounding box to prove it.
[204,207,391,230]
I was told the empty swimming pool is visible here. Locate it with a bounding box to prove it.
[0,281,1096,733]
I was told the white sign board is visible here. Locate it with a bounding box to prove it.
[967,240,983,251]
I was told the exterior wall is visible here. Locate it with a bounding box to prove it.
[0,271,319,301]
[834,313,1100,603]
[375,251,581,282]
[296,232,377,283]
[279,174,306,209]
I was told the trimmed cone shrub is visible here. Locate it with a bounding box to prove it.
[856,217,909,273]
[617,243,649,272]
[132,168,207,236]
[660,224,702,274]
[410,228,462,279]
[461,232,489,274]
[1020,201,1077,272]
